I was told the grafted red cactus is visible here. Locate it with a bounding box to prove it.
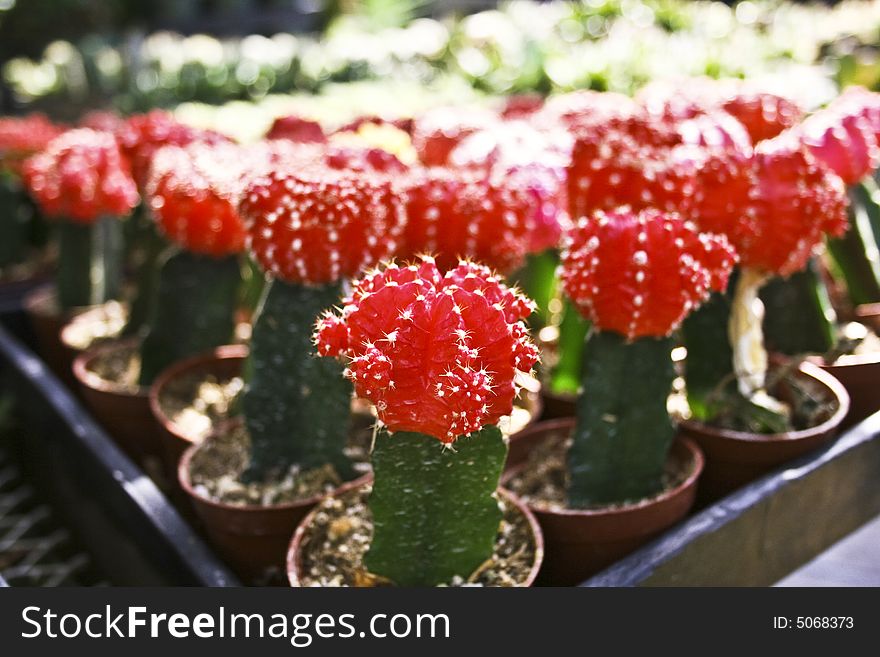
[748,136,848,275]
[449,121,571,252]
[637,78,803,144]
[325,145,408,174]
[798,92,880,185]
[146,142,260,257]
[835,86,880,140]
[314,257,538,442]
[500,94,545,120]
[239,167,405,284]
[719,86,803,144]
[0,114,63,177]
[116,110,228,190]
[560,208,736,340]
[79,110,125,133]
[692,135,848,277]
[22,128,138,222]
[676,111,752,154]
[265,115,327,143]
[400,167,537,273]
[411,107,498,166]
[566,114,697,220]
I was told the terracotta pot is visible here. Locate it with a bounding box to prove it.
[286,484,544,587]
[504,417,702,586]
[59,300,127,356]
[72,338,162,472]
[815,352,880,430]
[150,344,247,481]
[681,361,849,505]
[179,424,372,583]
[23,283,83,387]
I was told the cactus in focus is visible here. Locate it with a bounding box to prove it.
[315,258,539,586]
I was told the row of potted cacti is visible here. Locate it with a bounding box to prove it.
[2,75,879,587]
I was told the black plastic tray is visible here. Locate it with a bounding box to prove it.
[0,321,238,586]
[584,411,880,586]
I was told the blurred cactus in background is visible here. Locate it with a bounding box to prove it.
[4,1,879,121]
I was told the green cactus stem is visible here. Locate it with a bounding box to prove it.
[366,427,506,587]
[567,330,676,507]
[241,279,353,482]
[137,250,241,386]
[517,250,559,329]
[123,207,167,337]
[56,216,124,311]
[0,174,29,269]
[826,183,880,307]
[548,297,590,396]
[761,259,836,356]
[238,255,267,319]
[682,287,735,421]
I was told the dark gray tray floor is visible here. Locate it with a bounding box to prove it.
[776,513,880,587]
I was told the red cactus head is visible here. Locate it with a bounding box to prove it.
[500,94,545,120]
[637,78,803,144]
[146,141,268,257]
[265,115,327,143]
[411,107,498,167]
[676,111,752,155]
[239,167,405,285]
[718,86,803,144]
[22,128,139,223]
[566,114,697,220]
[745,135,848,276]
[324,145,408,174]
[799,96,880,185]
[560,208,736,340]
[314,257,539,443]
[449,121,571,252]
[636,78,719,120]
[0,114,64,177]
[79,110,125,133]
[116,110,229,190]
[400,167,538,274]
[835,86,880,141]
[692,135,847,277]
